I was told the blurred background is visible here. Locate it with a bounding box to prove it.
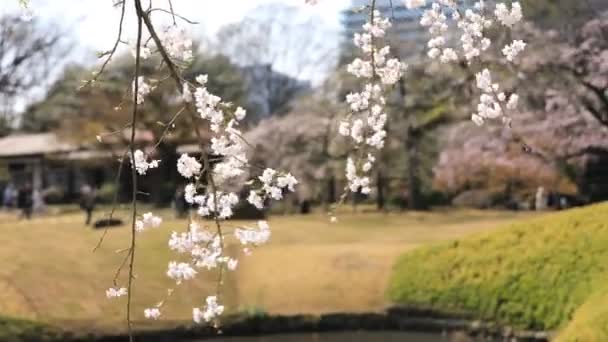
[0,0,607,341]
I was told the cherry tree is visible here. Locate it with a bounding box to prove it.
[435,16,608,201]
[15,0,529,339]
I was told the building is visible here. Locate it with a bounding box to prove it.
[342,0,426,43]
[341,0,468,59]
[0,129,218,206]
[0,133,117,201]
[242,64,311,120]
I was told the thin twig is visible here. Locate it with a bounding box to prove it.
[150,7,199,24]
[93,150,128,252]
[126,2,144,340]
[80,0,126,89]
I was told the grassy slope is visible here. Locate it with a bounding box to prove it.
[0,206,530,335]
[388,202,608,339]
[0,316,61,342]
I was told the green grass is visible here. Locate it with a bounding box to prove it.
[388,202,608,340]
[0,205,531,336]
[0,316,61,342]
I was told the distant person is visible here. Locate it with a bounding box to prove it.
[32,188,46,214]
[174,185,188,218]
[79,184,97,225]
[17,183,33,219]
[3,182,16,209]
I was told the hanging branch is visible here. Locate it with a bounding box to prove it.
[125,1,144,339]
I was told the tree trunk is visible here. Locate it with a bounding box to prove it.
[376,171,386,211]
[327,175,336,205]
[406,126,423,210]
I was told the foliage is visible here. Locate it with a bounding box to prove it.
[388,202,608,332]
[519,0,607,34]
[8,0,565,335]
[97,182,117,204]
[556,283,608,342]
[22,52,248,143]
[0,15,65,135]
[41,186,65,204]
[245,94,344,202]
[0,316,60,342]
[433,119,584,198]
[434,17,608,201]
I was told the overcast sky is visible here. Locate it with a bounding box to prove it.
[0,0,353,110]
[1,0,351,65]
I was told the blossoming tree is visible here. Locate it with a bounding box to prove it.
[17,0,529,339]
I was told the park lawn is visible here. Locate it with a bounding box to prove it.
[388,202,608,341]
[0,205,533,335]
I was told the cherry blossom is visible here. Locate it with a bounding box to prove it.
[340,8,405,197]
[106,287,127,299]
[132,150,160,175]
[144,308,161,320]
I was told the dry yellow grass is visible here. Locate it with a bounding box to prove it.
[0,206,535,333]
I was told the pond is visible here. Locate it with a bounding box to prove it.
[195,331,484,341]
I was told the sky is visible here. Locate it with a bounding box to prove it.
[1,0,352,65]
[0,0,353,110]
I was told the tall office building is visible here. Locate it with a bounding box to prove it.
[342,0,426,40]
[340,0,467,59]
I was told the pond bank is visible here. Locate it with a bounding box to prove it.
[57,307,551,342]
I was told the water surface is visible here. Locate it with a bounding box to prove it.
[199,331,477,341]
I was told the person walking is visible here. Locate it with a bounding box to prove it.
[173,185,188,218]
[3,182,16,209]
[17,183,33,219]
[79,184,97,225]
[32,188,46,214]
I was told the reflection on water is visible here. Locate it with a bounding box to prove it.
[200,331,478,342]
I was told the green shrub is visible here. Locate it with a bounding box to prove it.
[388,202,608,334]
[97,182,117,204]
[42,186,65,204]
[0,316,61,342]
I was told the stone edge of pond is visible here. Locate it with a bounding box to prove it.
[50,307,552,342]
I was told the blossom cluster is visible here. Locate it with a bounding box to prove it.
[130,24,193,63]
[177,154,202,178]
[99,0,528,332]
[161,25,193,62]
[144,307,161,320]
[106,287,127,299]
[96,0,297,332]
[135,212,162,233]
[414,1,524,64]
[193,295,224,323]
[129,74,297,323]
[471,68,519,126]
[405,0,525,126]
[246,168,298,209]
[234,220,271,246]
[132,149,160,175]
[132,76,152,105]
[340,9,405,195]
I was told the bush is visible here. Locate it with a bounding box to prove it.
[97,182,117,204]
[451,189,503,208]
[388,202,608,337]
[230,201,266,220]
[0,316,62,342]
[42,186,65,204]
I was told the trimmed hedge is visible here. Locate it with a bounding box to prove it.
[388,202,608,338]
